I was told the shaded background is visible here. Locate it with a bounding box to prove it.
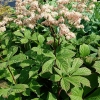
[8,1,15,7]
[0,1,16,7]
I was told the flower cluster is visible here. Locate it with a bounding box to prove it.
[0,16,13,32]
[59,24,76,40]
[0,0,97,40]
[15,0,43,29]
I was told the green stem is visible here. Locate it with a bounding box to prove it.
[49,26,62,100]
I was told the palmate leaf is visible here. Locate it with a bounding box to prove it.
[69,76,90,87]
[72,58,83,70]
[32,47,43,55]
[72,67,91,76]
[69,58,83,74]
[20,38,28,44]
[79,44,90,57]
[69,87,83,100]
[10,84,29,93]
[13,30,24,37]
[29,66,40,78]
[76,76,90,87]
[92,61,100,74]
[56,57,69,74]
[50,74,61,82]
[47,92,57,100]
[24,29,31,39]
[56,57,73,75]
[42,59,54,73]
[43,50,56,59]
[19,59,34,68]
[38,34,45,45]
[65,76,81,87]
[7,46,18,60]
[61,76,90,90]
[0,62,7,69]
[56,48,75,59]
[61,78,70,92]
[8,53,26,65]
[54,67,62,76]
[0,88,10,98]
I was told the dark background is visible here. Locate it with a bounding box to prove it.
[8,1,16,7]
[3,0,100,7]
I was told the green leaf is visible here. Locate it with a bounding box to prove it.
[14,30,24,37]
[20,38,28,44]
[69,58,83,74]
[54,67,62,76]
[85,56,94,64]
[56,58,68,74]
[8,53,26,65]
[50,74,61,82]
[42,59,54,73]
[98,76,100,87]
[38,34,45,45]
[0,88,10,98]
[47,92,57,100]
[43,50,56,59]
[7,46,18,60]
[67,76,90,87]
[69,87,83,100]
[79,44,90,57]
[72,67,91,76]
[66,76,81,87]
[92,61,100,74]
[32,47,43,55]
[11,84,29,93]
[29,66,40,78]
[56,49,75,59]
[0,62,7,69]
[47,37,54,42]
[61,78,70,92]
[19,59,34,68]
[77,76,90,87]
[24,29,31,39]
[31,32,38,41]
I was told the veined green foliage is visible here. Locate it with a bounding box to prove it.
[0,0,100,100]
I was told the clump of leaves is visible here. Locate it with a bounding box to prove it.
[0,0,100,100]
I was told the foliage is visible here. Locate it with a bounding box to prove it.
[0,0,100,100]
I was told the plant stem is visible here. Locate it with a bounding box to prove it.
[49,26,56,54]
[0,56,16,84]
[50,26,62,100]
[57,81,62,100]
[7,66,16,84]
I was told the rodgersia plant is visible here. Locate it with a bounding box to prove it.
[0,0,100,100]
